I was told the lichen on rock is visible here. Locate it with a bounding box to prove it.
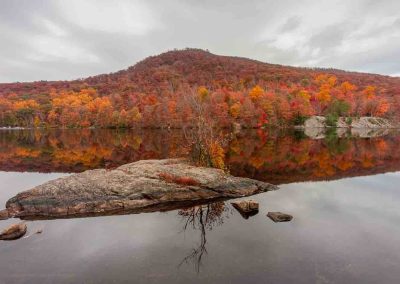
[2,159,277,220]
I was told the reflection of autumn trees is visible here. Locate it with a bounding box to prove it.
[0,129,187,172]
[178,202,228,273]
[226,131,400,184]
[1,129,400,184]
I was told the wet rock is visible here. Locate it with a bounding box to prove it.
[231,199,259,219]
[267,212,293,222]
[0,209,9,220]
[2,159,278,220]
[0,223,27,240]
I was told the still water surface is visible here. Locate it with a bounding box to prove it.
[0,129,400,283]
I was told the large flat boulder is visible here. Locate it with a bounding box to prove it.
[2,159,277,220]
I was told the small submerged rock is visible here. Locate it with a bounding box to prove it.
[231,200,259,219]
[0,223,27,240]
[0,209,9,220]
[267,212,293,222]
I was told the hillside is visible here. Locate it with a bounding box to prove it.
[1,48,400,128]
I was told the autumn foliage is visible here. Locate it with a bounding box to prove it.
[1,48,399,128]
[1,129,399,184]
[159,172,200,186]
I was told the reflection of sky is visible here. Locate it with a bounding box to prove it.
[1,171,400,283]
[0,172,69,204]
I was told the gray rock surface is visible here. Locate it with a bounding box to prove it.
[267,212,293,222]
[351,117,393,128]
[304,116,395,129]
[1,159,277,220]
[303,116,397,138]
[304,116,326,128]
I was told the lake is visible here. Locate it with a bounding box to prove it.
[1,129,400,283]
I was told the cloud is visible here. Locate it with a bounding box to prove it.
[279,16,301,33]
[57,0,160,35]
[0,0,399,82]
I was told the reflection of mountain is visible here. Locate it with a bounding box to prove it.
[1,129,400,184]
[0,129,186,173]
[228,131,400,184]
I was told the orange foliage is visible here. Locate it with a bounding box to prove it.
[0,49,398,128]
[249,85,264,102]
[209,141,225,170]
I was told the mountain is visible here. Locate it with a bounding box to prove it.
[1,48,400,97]
[0,48,399,128]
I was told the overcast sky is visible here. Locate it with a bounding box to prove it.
[1,0,399,83]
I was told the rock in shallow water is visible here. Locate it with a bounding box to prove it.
[267,212,293,222]
[2,159,278,220]
[0,209,9,220]
[231,200,259,219]
[0,223,27,240]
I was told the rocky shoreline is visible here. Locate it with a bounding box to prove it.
[299,116,399,139]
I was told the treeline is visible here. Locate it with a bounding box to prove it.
[0,49,399,128]
[0,73,397,128]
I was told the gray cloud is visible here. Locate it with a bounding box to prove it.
[0,0,399,82]
[279,16,301,33]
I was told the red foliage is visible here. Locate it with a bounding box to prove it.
[158,172,200,186]
[1,48,399,127]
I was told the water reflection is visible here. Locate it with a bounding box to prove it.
[178,202,230,273]
[0,170,400,283]
[1,129,400,184]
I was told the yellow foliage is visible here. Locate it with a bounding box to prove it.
[298,90,311,102]
[315,74,336,87]
[327,76,337,87]
[13,99,39,110]
[33,116,41,127]
[249,85,263,101]
[128,107,142,122]
[229,102,241,118]
[341,81,357,93]
[316,84,332,104]
[209,141,225,170]
[363,85,376,99]
[197,86,209,102]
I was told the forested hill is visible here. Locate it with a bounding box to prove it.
[1,48,400,128]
